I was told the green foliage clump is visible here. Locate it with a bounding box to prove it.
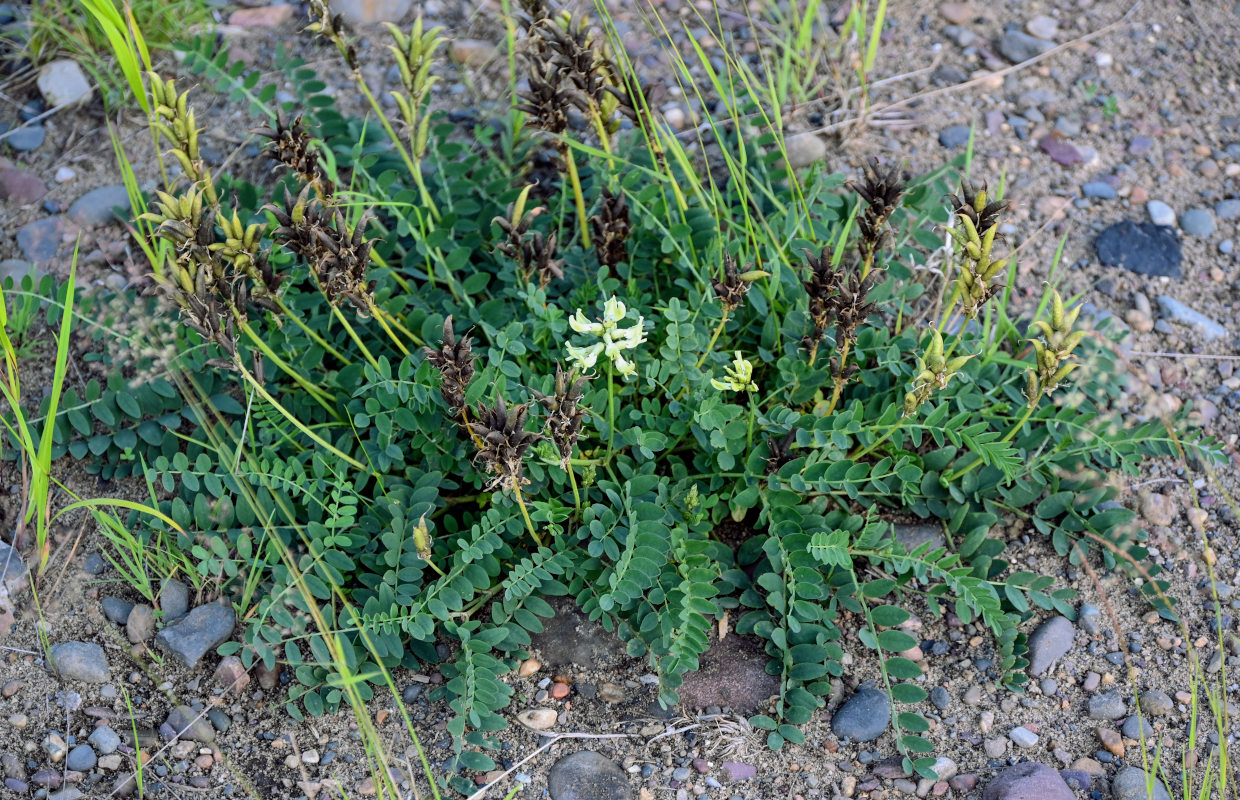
[41,6,1222,791]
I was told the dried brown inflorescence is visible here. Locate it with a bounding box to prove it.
[517,65,587,136]
[848,157,906,270]
[423,316,476,413]
[468,396,541,492]
[764,430,797,475]
[266,187,375,312]
[947,180,1008,235]
[306,0,359,71]
[589,187,630,271]
[712,254,752,313]
[532,365,588,467]
[253,114,335,198]
[494,204,564,288]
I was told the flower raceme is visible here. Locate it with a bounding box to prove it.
[565,295,646,377]
[711,352,758,393]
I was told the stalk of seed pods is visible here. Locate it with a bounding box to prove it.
[384,18,445,162]
[494,194,564,288]
[945,181,1011,321]
[1023,290,1084,406]
[467,396,541,495]
[589,187,630,273]
[903,329,974,417]
[531,365,587,468]
[253,114,335,199]
[847,157,906,279]
[306,0,359,71]
[265,186,376,313]
[147,73,217,206]
[423,316,476,415]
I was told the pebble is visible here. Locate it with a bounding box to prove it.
[7,125,46,152]
[88,727,121,755]
[1156,296,1227,341]
[516,709,558,730]
[1095,221,1182,278]
[982,763,1074,800]
[963,686,984,706]
[722,762,756,782]
[213,655,250,692]
[160,578,190,620]
[329,0,412,25]
[1147,200,1176,227]
[929,758,958,781]
[126,604,155,643]
[939,125,971,149]
[1121,716,1153,739]
[228,4,294,25]
[154,603,236,668]
[54,166,76,183]
[831,686,891,742]
[1025,16,1058,39]
[1081,181,1117,200]
[67,185,131,227]
[65,745,96,772]
[164,706,216,743]
[997,29,1056,63]
[1179,208,1215,237]
[1008,727,1038,748]
[1088,691,1126,720]
[1027,616,1074,676]
[546,751,629,800]
[1138,689,1173,716]
[1220,239,1233,255]
[1215,199,1240,220]
[1039,136,1083,166]
[930,686,951,711]
[1096,727,1124,757]
[1078,604,1102,635]
[1083,672,1101,691]
[37,59,93,107]
[783,133,828,169]
[0,168,49,205]
[1112,767,1172,800]
[938,2,974,24]
[49,642,110,683]
[449,39,497,67]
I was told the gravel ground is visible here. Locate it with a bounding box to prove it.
[0,0,1238,798]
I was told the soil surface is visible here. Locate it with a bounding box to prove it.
[0,1,1238,799]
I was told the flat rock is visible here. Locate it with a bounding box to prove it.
[329,0,412,25]
[891,522,946,553]
[1179,208,1215,237]
[547,751,631,800]
[67,185,130,226]
[831,686,890,742]
[65,744,95,772]
[164,705,215,742]
[449,39,497,67]
[939,125,971,149]
[37,60,93,108]
[48,642,110,683]
[1112,767,1172,800]
[153,603,235,668]
[1095,221,1182,278]
[228,4,294,25]
[1078,603,1102,635]
[1138,689,1173,716]
[676,634,779,713]
[1146,200,1176,226]
[16,217,67,263]
[1156,296,1226,341]
[1088,691,1126,720]
[997,29,1055,63]
[1027,616,1074,676]
[1039,136,1083,166]
[0,169,49,205]
[983,763,1074,800]
[938,3,975,24]
[125,604,155,644]
[516,708,557,730]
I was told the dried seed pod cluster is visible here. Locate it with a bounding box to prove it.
[589,187,631,271]
[424,317,477,413]
[306,0,359,71]
[254,114,334,198]
[265,187,375,313]
[801,247,879,359]
[468,396,542,492]
[494,199,563,288]
[712,254,767,313]
[848,157,906,274]
[1024,290,1085,405]
[532,365,588,467]
[946,181,1011,320]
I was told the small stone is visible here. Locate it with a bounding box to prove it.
[302,749,320,765]
[1138,689,1173,717]
[449,39,496,67]
[37,60,93,107]
[88,727,121,755]
[228,4,294,25]
[1009,727,1038,748]
[1078,604,1102,635]
[67,185,131,226]
[831,686,891,742]
[983,763,1074,800]
[55,167,76,183]
[1039,136,1083,166]
[929,758,958,781]
[165,706,216,742]
[951,775,979,792]
[1089,691,1126,720]
[44,733,67,761]
[1215,200,1240,220]
[126,604,155,643]
[1179,209,1215,237]
[65,745,96,772]
[930,686,951,711]
[1156,296,1226,341]
[547,751,630,800]
[1027,616,1074,676]
[721,762,757,782]
[997,29,1055,63]
[1220,239,1234,255]
[1140,492,1177,527]
[1083,672,1101,692]
[938,2,975,24]
[1025,16,1057,39]
[6,125,45,152]
[518,659,541,677]
[1,680,22,698]
[0,169,49,205]
[213,655,250,692]
[1121,716,1153,740]
[1082,182,1116,200]
[1096,221,1182,278]
[7,713,26,730]
[1129,136,1156,156]
[207,708,230,732]
[1112,767,1172,800]
[154,603,236,668]
[516,708,558,730]
[939,125,971,149]
[49,642,110,683]
[101,597,134,625]
[328,0,412,26]
[1096,727,1124,757]
[783,133,828,169]
[963,686,984,706]
[159,579,190,621]
[1146,200,1176,227]
[599,682,625,703]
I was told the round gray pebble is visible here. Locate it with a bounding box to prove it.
[1179,208,1215,237]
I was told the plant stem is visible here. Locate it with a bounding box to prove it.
[330,305,381,371]
[562,145,591,250]
[274,297,351,364]
[822,338,852,417]
[233,359,366,471]
[366,301,413,357]
[694,310,729,369]
[237,319,339,416]
[944,400,1038,483]
[567,465,582,518]
[851,416,906,460]
[512,487,544,547]
[605,363,616,462]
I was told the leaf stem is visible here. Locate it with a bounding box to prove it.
[694,310,729,369]
[512,486,544,547]
[944,400,1038,483]
[562,145,591,250]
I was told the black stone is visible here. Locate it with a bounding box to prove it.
[1096,220,1182,278]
